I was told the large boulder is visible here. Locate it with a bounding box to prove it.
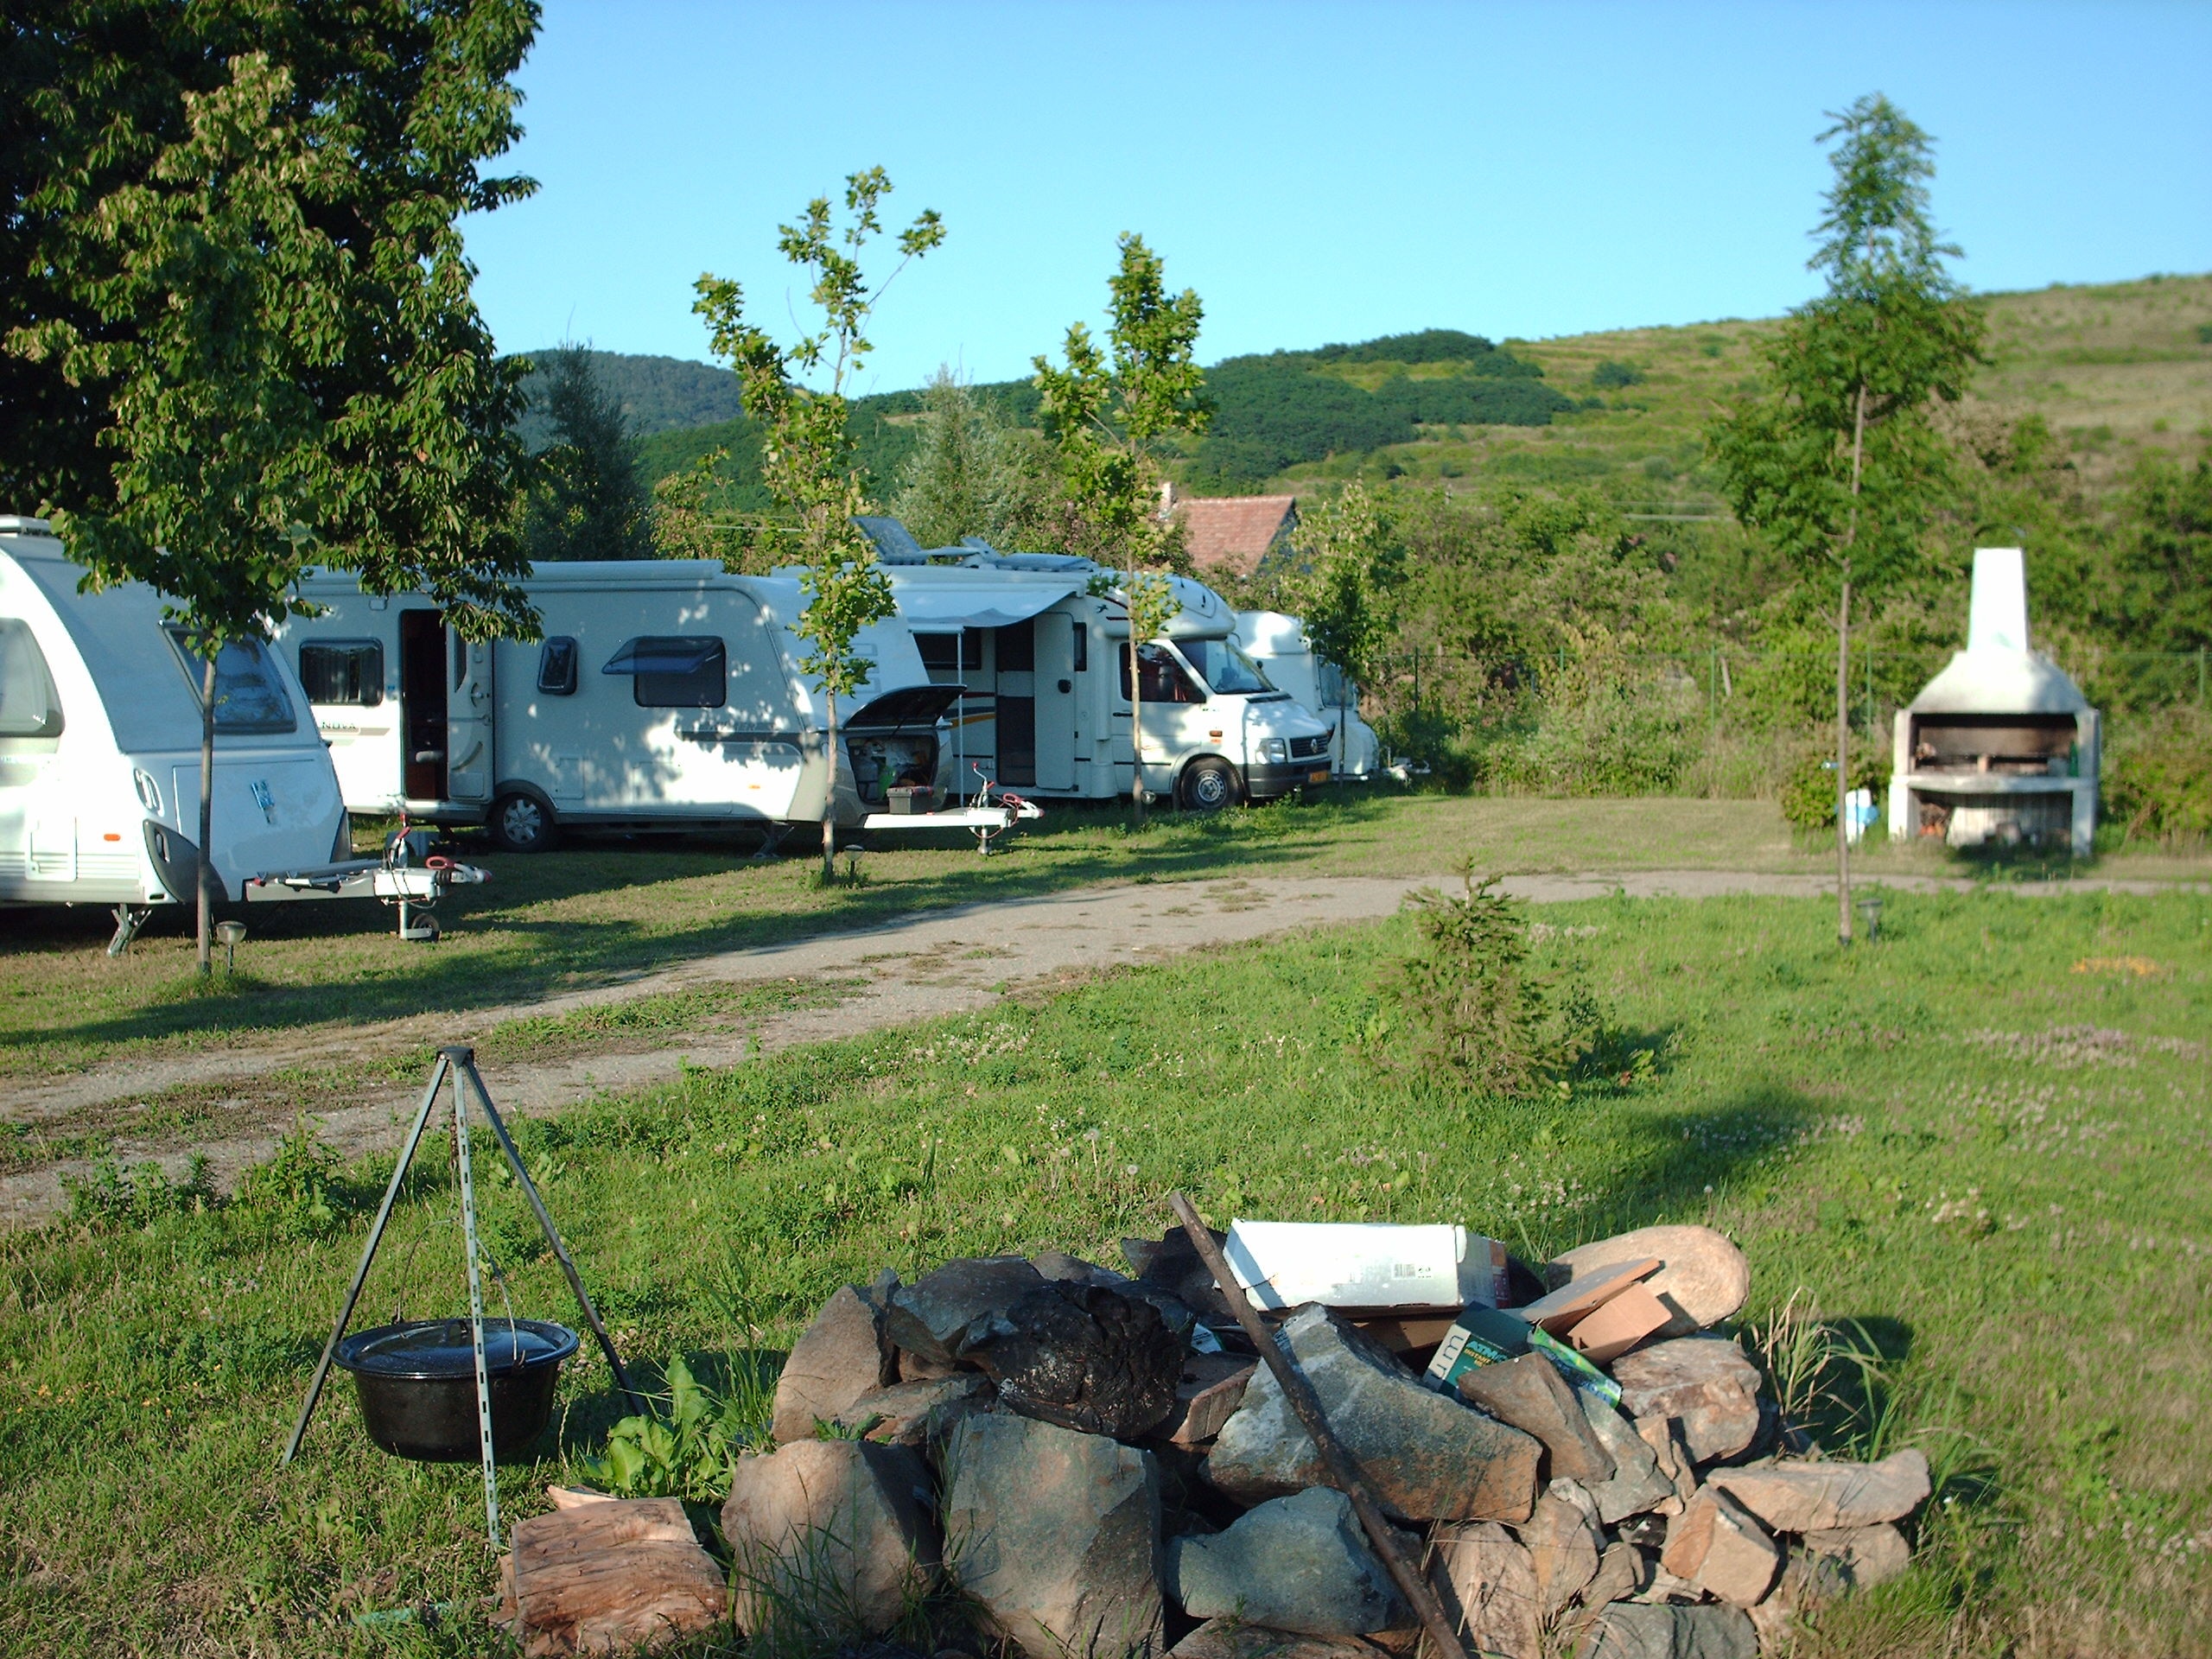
[885,1256,1046,1364]
[720,1439,939,1637]
[959,1281,1186,1438]
[1166,1486,1409,1637]
[1657,1488,1779,1609]
[1550,1227,1748,1339]
[1205,1305,1541,1523]
[1610,1339,1763,1465]
[771,1281,898,1445]
[1573,1603,1758,1659]
[942,1411,1166,1659]
[1457,1353,1614,1484]
[1428,1521,1543,1659]
[1802,1522,1912,1586]
[1709,1450,1930,1533]
[833,1374,994,1449]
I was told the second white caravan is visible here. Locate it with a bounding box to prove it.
[278,561,963,850]
[1234,611,1383,781]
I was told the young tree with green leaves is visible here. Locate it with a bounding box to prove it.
[889,370,1055,550]
[693,168,944,880]
[1709,94,1985,942]
[1291,479,1406,696]
[1033,235,1209,823]
[523,345,651,561]
[3,5,537,973]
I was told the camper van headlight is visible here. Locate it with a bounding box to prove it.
[1258,738,1288,764]
[133,768,162,813]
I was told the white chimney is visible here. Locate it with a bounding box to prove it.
[1967,547,2029,654]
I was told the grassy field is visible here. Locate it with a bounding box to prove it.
[3,882,2208,1656]
[5,792,2206,1084]
[1274,272,2212,505]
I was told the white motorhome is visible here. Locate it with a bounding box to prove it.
[277,561,965,852]
[1,516,474,950]
[1234,611,1383,781]
[866,533,1335,810]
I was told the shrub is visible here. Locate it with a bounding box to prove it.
[1494,645,1705,796]
[232,1117,343,1239]
[2105,703,2212,842]
[63,1155,214,1230]
[1387,865,1600,1096]
[1592,359,1645,389]
[1780,736,1887,829]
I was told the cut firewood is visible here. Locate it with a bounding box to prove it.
[507,1497,728,1656]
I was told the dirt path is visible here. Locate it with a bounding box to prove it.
[5,867,2196,1227]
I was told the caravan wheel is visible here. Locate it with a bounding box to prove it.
[1179,758,1239,813]
[488,791,556,854]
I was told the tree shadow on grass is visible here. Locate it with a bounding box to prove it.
[1562,1080,1822,1246]
[27,802,1383,1055]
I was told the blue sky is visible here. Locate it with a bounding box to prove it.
[462,0,2212,393]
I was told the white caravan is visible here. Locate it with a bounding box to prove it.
[277,561,971,852]
[1233,611,1383,781]
[0,517,474,951]
[867,537,1335,810]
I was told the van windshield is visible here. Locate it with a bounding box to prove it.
[1180,637,1277,696]
[163,627,298,734]
[0,619,64,737]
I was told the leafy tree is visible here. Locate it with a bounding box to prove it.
[646,446,746,565]
[1033,234,1209,822]
[522,344,651,561]
[1709,94,1986,940]
[1288,480,1405,693]
[3,4,537,973]
[693,168,944,879]
[889,370,1056,550]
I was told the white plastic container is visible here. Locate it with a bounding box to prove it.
[1223,1220,1506,1312]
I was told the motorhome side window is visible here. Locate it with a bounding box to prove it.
[916,632,959,682]
[298,640,385,706]
[602,636,726,708]
[0,619,65,737]
[537,636,580,696]
[1120,643,1205,704]
[162,626,298,733]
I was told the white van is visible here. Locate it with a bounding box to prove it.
[869,537,1335,810]
[1234,611,1382,781]
[278,561,965,852]
[0,517,475,950]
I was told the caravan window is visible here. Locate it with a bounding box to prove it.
[162,628,298,733]
[299,640,385,706]
[537,636,580,696]
[0,620,64,738]
[916,632,960,683]
[602,636,726,708]
[1119,643,1205,705]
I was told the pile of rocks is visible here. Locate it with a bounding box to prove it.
[505,1224,1929,1659]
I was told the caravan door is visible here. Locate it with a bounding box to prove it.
[447,632,494,804]
[1033,611,1078,791]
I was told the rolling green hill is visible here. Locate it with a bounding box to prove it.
[584,271,2212,518]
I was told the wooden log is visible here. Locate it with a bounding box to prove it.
[506,1497,728,1656]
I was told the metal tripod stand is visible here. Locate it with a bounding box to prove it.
[282,1045,645,1547]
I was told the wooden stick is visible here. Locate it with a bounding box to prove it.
[1166,1192,1471,1659]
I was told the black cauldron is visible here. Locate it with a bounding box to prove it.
[334,1318,578,1462]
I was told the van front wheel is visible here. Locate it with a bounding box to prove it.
[1179,758,1239,813]
[487,791,556,854]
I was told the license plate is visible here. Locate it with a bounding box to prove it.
[1307,768,1331,784]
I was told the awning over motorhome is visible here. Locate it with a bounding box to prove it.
[893,580,1084,632]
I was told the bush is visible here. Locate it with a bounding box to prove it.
[1492,646,1705,795]
[1780,736,1887,829]
[63,1155,214,1230]
[232,1117,344,1239]
[1592,359,1645,389]
[2105,703,2212,842]
[1386,865,1600,1096]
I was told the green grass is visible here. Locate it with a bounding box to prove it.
[6,792,2204,1081]
[3,887,2208,1656]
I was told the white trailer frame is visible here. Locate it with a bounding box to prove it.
[1,517,480,951]
[277,561,1013,851]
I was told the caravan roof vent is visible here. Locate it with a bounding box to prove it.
[0,516,58,537]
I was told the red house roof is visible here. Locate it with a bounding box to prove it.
[1171,491,1300,579]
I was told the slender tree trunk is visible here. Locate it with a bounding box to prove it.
[1836,382,1869,947]
[822,682,839,882]
[1129,637,1147,828]
[197,650,217,976]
